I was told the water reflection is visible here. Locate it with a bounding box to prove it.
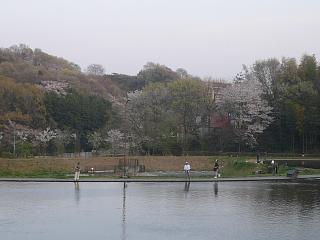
[1,181,320,240]
[122,183,127,240]
[262,181,320,218]
[74,182,80,203]
[184,182,190,192]
[246,181,320,210]
[214,182,218,196]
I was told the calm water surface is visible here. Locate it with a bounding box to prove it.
[1,180,320,240]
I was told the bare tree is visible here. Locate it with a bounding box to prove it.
[86,64,105,76]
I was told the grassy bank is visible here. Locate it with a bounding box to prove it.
[0,169,69,178]
[0,156,320,178]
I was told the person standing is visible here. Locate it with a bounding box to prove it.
[213,159,219,178]
[271,160,275,175]
[74,162,81,182]
[183,161,191,180]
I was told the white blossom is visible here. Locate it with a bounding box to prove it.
[40,81,69,95]
[105,129,125,155]
[36,127,57,144]
[88,131,103,150]
[16,131,28,142]
[219,76,273,146]
[55,130,72,145]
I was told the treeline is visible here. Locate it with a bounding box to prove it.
[0,45,197,157]
[254,56,320,153]
[0,77,113,157]
[0,44,320,157]
[123,56,320,155]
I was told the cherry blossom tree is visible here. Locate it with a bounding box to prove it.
[35,127,57,155]
[88,131,103,151]
[40,80,69,95]
[54,130,73,154]
[16,130,28,142]
[105,129,125,155]
[218,75,273,148]
[127,85,174,154]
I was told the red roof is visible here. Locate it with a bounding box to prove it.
[210,114,230,128]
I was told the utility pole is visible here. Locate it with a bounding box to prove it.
[123,94,129,178]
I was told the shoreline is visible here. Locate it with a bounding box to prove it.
[1,174,320,183]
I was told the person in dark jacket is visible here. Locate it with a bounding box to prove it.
[213,159,219,178]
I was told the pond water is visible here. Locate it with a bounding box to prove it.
[1,180,320,240]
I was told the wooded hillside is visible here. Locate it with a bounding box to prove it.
[1,44,320,157]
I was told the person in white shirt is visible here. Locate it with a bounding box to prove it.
[74,162,80,182]
[184,161,191,180]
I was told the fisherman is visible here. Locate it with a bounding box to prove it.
[213,159,220,178]
[183,161,191,180]
[271,160,276,175]
[74,162,81,182]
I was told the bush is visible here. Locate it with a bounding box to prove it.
[233,160,255,169]
[16,142,33,158]
[0,151,13,158]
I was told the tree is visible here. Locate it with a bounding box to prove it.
[168,78,209,154]
[44,90,111,150]
[127,83,176,154]
[241,55,320,153]
[86,64,105,76]
[88,131,103,151]
[252,58,280,105]
[54,130,73,154]
[219,76,273,149]
[35,127,57,155]
[176,68,188,79]
[0,77,46,128]
[44,90,109,131]
[105,129,125,155]
[127,90,148,149]
[137,62,179,84]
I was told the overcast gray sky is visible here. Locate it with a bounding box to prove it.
[1,0,320,80]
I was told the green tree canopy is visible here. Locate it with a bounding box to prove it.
[44,90,111,132]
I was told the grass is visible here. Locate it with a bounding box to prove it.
[0,169,69,179]
[207,156,266,177]
[0,155,320,179]
[299,168,320,175]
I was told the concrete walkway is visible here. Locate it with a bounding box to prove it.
[0,175,319,183]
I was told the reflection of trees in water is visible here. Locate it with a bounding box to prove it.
[249,180,320,219]
[122,183,127,240]
[270,181,320,212]
[270,181,319,206]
